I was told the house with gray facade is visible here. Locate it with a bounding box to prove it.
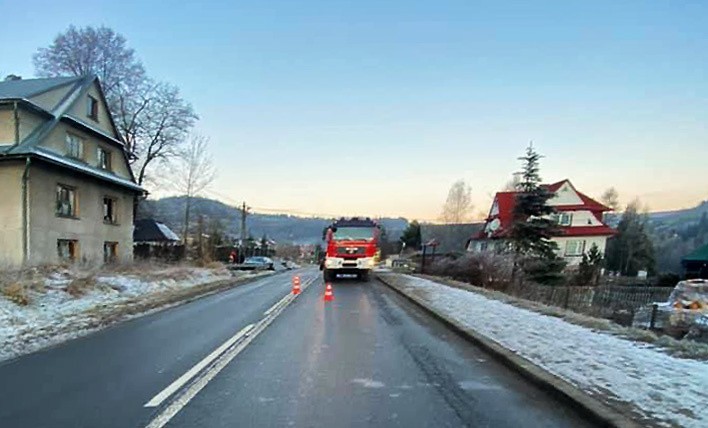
[0,75,144,266]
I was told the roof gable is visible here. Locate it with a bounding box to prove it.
[2,76,141,193]
[65,79,122,140]
[0,76,82,100]
[134,219,181,242]
[474,180,613,240]
[546,180,584,206]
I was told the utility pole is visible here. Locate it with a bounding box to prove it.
[240,202,250,243]
[197,215,204,262]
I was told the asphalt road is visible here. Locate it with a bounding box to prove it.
[0,268,597,428]
[0,269,317,428]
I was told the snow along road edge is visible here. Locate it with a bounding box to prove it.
[376,274,645,428]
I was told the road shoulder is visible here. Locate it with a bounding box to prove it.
[0,269,279,364]
[377,273,660,428]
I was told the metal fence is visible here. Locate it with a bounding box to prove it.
[509,282,674,326]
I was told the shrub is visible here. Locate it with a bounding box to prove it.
[521,254,567,286]
[429,253,513,290]
[2,283,31,306]
[66,276,97,297]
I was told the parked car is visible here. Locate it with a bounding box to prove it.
[240,256,275,271]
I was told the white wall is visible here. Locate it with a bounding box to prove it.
[548,181,583,206]
[553,236,609,266]
[566,210,603,226]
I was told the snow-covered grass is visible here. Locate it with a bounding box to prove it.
[382,274,708,428]
[423,274,708,360]
[0,263,263,362]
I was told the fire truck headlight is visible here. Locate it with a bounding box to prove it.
[325,258,341,268]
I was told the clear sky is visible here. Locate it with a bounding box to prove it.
[2,0,707,221]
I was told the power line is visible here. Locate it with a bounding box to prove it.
[201,189,438,222]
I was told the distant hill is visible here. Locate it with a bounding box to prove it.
[604,200,708,274]
[604,200,708,228]
[138,196,408,245]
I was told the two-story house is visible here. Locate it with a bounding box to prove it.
[0,75,144,266]
[467,179,615,265]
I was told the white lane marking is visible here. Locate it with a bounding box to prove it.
[143,323,254,408]
[262,275,316,316]
[263,293,291,317]
[144,272,318,428]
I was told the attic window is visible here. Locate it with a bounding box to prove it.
[97,147,112,170]
[87,95,99,120]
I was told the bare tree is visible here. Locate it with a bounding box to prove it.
[173,135,216,243]
[119,81,198,185]
[502,173,521,191]
[33,25,197,186]
[440,180,474,224]
[600,187,620,211]
[34,26,145,101]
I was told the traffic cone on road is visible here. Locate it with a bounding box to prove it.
[324,283,334,302]
[292,276,301,295]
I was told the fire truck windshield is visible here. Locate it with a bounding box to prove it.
[332,227,375,241]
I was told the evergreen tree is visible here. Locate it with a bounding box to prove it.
[605,200,655,275]
[575,243,603,285]
[508,144,565,284]
[509,144,561,258]
[400,221,422,250]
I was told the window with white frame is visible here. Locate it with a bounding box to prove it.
[97,147,112,170]
[558,213,572,226]
[65,133,84,159]
[565,240,585,256]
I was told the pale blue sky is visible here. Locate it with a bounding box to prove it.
[1,0,707,220]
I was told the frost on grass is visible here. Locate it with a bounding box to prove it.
[384,274,708,428]
[0,264,250,362]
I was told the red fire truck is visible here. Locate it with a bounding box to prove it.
[321,217,380,282]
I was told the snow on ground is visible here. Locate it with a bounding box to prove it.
[388,274,708,428]
[0,266,254,362]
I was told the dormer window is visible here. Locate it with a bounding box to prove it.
[87,95,99,120]
[97,147,112,170]
[65,133,84,159]
[559,213,572,226]
[551,213,572,226]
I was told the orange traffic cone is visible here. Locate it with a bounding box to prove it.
[292,276,301,295]
[324,283,334,302]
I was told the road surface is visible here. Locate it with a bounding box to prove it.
[0,268,596,427]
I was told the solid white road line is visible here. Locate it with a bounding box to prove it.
[144,272,319,428]
[263,293,291,317]
[264,274,317,316]
[143,323,255,408]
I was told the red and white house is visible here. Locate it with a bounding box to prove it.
[467,179,616,265]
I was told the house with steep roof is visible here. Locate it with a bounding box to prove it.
[0,75,144,266]
[468,179,615,265]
